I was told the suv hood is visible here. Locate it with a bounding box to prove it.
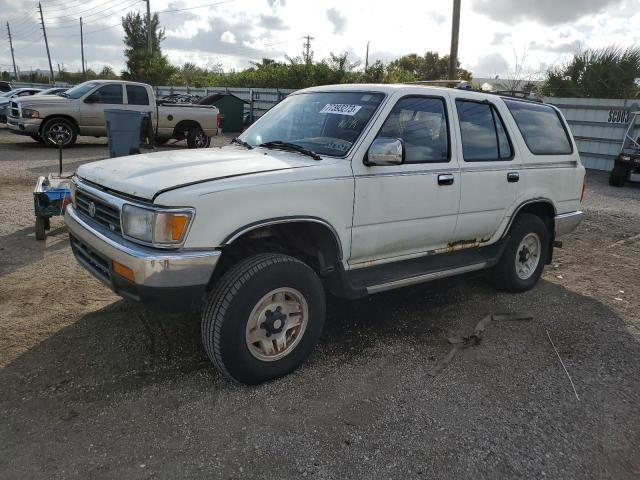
[77,146,322,200]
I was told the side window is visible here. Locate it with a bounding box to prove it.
[18,91,34,97]
[126,85,149,106]
[377,96,449,163]
[92,84,123,105]
[503,99,572,155]
[456,100,512,161]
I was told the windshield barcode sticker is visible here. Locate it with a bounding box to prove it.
[319,104,362,116]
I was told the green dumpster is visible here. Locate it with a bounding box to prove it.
[197,93,247,133]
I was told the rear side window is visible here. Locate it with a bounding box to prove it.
[378,96,449,163]
[456,100,512,161]
[127,85,149,106]
[503,99,572,155]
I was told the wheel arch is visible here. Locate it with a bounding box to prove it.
[39,114,79,135]
[502,198,556,238]
[172,119,203,137]
[208,216,344,290]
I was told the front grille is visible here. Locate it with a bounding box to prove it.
[76,189,122,234]
[70,235,111,284]
[10,101,19,118]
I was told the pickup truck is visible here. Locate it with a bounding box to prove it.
[6,80,219,148]
[65,84,585,384]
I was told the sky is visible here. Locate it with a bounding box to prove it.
[1,0,640,79]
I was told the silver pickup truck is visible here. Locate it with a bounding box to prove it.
[7,80,219,148]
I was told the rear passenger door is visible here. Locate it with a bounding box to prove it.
[350,93,461,265]
[124,84,156,134]
[451,96,520,244]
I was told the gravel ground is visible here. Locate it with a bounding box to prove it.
[0,125,639,479]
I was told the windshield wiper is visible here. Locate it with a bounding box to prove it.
[259,141,321,160]
[231,137,253,149]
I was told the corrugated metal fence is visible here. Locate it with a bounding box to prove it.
[544,97,640,171]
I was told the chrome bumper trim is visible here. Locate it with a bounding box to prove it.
[65,205,220,288]
[7,118,41,134]
[555,211,583,237]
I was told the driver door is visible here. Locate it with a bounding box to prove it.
[350,92,461,266]
[79,83,124,136]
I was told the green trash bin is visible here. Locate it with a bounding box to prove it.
[104,109,149,158]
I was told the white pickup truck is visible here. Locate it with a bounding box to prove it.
[7,80,219,148]
[65,84,585,384]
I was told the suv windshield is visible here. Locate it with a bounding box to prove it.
[62,82,99,99]
[239,91,385,157]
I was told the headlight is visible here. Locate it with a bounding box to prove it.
[121,204,193,246]
[22,108,40,119]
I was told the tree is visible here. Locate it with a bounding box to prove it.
[540,46,640,98]
[99,66,119,79]
[386,52,472,82]
[121,11,176,85]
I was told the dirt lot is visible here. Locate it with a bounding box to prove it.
[1,125,639,479]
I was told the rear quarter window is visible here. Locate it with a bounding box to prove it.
[503,99,572,155]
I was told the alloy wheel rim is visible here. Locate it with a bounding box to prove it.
[195,131,207,147]
[46,123,72,145]
[245,287,309,362]
[515,232,541,280]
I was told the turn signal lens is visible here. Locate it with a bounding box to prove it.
[113,261,135,282]
[154,212,191,243]
[581,175,586,202]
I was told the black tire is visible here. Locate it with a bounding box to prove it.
[29,134,45,143]
[609,165,628,187]
[490,213,549,293]
[41,117,77,148]
[202,253,326,384]
[35,217,46,241]
[186,125,210,149]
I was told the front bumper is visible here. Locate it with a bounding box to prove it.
[555,211,583,237]
[65,205,220,308]
[7,116,41,135]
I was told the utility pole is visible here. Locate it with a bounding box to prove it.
[6,22,19,82]
[146,0,152,54]
[302,35,314,63]
[447,0,461,80]
[38,2,55,82]
[365,40,370,72]
[80,17,86,79]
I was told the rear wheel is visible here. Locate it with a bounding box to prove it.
[186,125,210,148]
[201,253,326,384]
[41,117,77,148]
[609,165,628,187]
[490,213,549,293]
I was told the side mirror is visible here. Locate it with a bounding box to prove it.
[84,94,98,104]
[365,138,404,166]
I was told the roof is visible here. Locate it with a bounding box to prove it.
[198,92,248,105]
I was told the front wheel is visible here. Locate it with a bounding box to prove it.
[41,117,77,148]
[186,125,210,148]
[490,213,549,293]
[201,253,326,384]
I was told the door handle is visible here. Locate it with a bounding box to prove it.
[438,174,455,186]
[507,172,520,183]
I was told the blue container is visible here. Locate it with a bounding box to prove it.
[104,109,148,158]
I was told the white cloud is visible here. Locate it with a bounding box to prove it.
[220,31,237,44]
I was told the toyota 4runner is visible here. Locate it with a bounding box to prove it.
[65,84,585,384]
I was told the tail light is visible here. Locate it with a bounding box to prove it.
[216,113,221,129]
[580,175,586,202]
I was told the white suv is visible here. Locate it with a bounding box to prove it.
[65,84,585,384]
